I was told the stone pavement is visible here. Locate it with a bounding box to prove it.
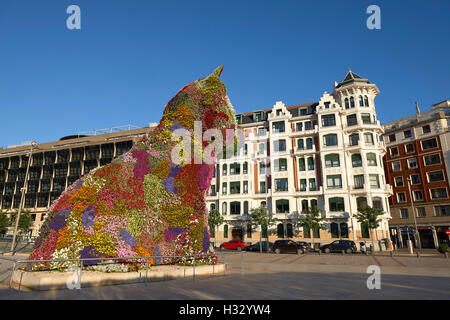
[0,252,448,299]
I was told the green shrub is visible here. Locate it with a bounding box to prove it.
[438,243,449,253]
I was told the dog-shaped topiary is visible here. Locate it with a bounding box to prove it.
[29,66,237,270]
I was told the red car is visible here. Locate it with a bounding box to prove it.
[219,240,246,251]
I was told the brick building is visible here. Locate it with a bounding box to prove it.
[382,100,450,249]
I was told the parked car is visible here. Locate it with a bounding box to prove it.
[245,241,273,252]
[219,240,246,251]
[295,241,313,252]
[273,240,305,254]
[320,240,357,254]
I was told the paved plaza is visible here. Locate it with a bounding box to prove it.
[0,252,449,299]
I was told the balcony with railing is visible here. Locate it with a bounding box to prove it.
[294,185,323,195]
[291,124,318,137]
[293,144,316,155]
[384,184,393,195]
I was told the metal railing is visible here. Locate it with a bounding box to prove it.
[0,251,242,291]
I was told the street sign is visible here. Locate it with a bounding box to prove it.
[446,230,450,236]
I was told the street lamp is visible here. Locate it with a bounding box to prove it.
[406,177,421,253]
[11,141,38,255]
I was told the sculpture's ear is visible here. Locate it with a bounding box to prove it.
[212,65,224,78]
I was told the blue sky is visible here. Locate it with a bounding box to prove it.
[0,0,449,148]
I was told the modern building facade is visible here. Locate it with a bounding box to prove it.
[382,100,450,249]
[207,71,393,249]
[0,125,154,237]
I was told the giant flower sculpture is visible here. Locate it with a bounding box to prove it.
[29,66,238,270]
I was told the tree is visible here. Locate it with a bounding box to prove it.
[9,209,33,238]
[295,206,325,250]
[208,209,224,247]
[250,205,275,253]
[355,206,383,246]
[0,210,10,237]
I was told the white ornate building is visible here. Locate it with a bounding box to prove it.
[207,71,393,249]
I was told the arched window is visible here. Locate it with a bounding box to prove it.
[350,96,355,108]
[329,197,345,212]
[345,98,349,109]
[313,226,320,238]
[244,201,249,215]
[261,201,266,208]
[210,203,216,212]
[357,197,368,210]
[224,224,229,238]
[301,200,308,212]
[325,154,340,167]
[352,154,362,167]
[349,133,359,146]
[372,197,383,210]
[331,223,339,238]
[310,199,318,208]
[361,222,370,238]
[359,95,364,106]
[243,144,248,156]
[364,95,369,107]
[277,224,284,238]
[303,226,311,238]
[262,226,268,238]
[287,223,293,238]
[247,224,252,238]
[243,162,248,174]
[222,164,227,175]
[222,202,227,215]
[340,223,349,238]
[366,153,377,166]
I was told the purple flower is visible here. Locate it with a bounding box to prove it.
[168,120,183,132]
[168,163,183,178]
[48,209,70,231]
[120,230,137,247]
[202,227,210,253]
[79,245,102,267]
[73,179,83,190]
[162,176,178,193]
[81,206,95,228]
[164,227,189,242]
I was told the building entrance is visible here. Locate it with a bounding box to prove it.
[232,227,243,240]
[418,229,435,248]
